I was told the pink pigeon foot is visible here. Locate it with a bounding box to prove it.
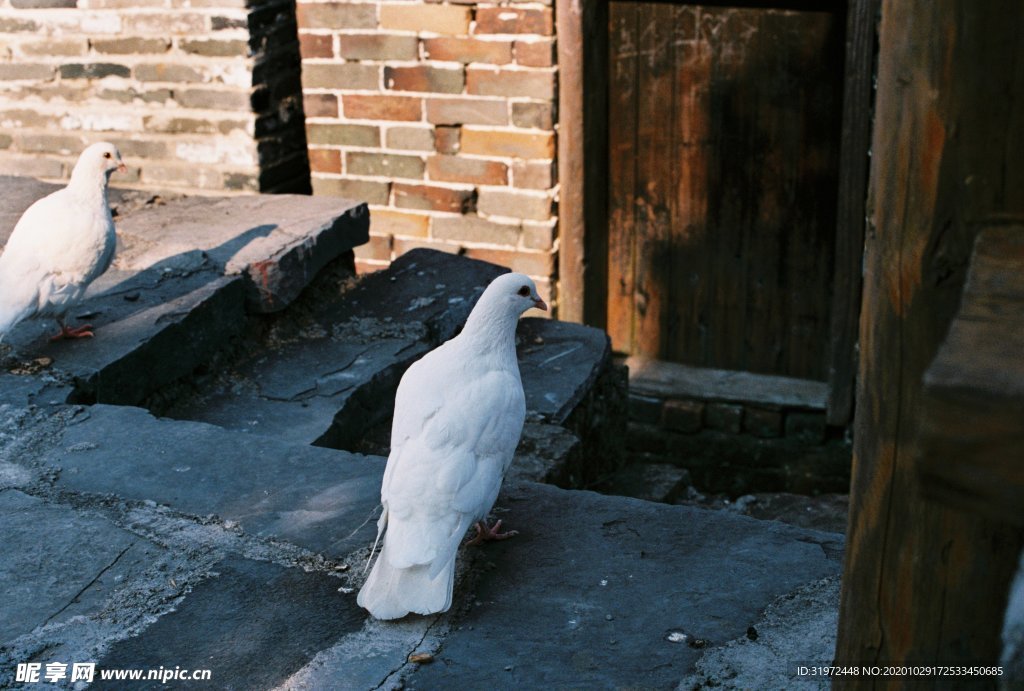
[466,519,518,546]
[50,323,95,341]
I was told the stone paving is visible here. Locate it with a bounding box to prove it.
[0,181,842,690]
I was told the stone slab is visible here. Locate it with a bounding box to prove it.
[627,356,829,410]
[407,481,843,689]
[0,489,165,643]
[517,317,611,424]
[94,556,366,690]
[45,405,386,557]
[113,194,369,313]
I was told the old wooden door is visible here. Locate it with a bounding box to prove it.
[606,3,846,381]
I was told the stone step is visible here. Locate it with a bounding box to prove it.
[173,250,619,466]
[0,179,368,408]
[3,400,843,690]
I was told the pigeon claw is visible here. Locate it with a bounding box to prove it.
[51,323,95,341]
[466,519,518,546]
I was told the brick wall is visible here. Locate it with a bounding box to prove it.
[0,0,309,194]
[296,0,558,307]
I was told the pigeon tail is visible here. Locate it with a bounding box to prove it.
[357,539,455,621]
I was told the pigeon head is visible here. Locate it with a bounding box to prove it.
[481,272,548,315]
[71,142,126,183]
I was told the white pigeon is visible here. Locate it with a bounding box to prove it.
[0,142,125,342]
[357,272,547,620]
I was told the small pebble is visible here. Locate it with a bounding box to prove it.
[746,626,758,641]
[605,614,613,621]
[504,666,513,672]
[337,586,354,594]
[408,653,433,664]
[335,564,350,572]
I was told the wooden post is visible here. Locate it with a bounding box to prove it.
[834,0,1024,677]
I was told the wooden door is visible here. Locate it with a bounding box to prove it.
[607,3,845,381]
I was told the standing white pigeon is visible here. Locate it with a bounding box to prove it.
[0,142,126,342]
[357,272,547,620]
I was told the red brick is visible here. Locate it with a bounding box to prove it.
[312,177,390,205]
[308,148,341,174]
[427,155,507,185]
[303,63,380,90]
[303,93,339,118]
[423,37,512,65]
[393,183,474,213]
[512,160,556,189]
[347,152,425,179]
[385,65,464,94]
[511,101,553,129]
[432,214,519,246]
[521,221,555,250]
[515,39,555,67]
[426,98,507,126]
[393,237,461,256]
[478,188,552,220]
[354,233,393,261]
[299,33,333,59]
[356,258,390,274]
[466,66,554,99]
[297,3,377,30]
[338,33,419,61]
[461,128,554,159]
[371,209,430,238]
[386,127,435,151]
[474,7,553,35]
[380,4,471,34]
[343,95,423,121]
[435,126,460,154]
[463,247,553,276]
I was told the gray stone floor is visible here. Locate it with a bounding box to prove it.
[0,182,844,690]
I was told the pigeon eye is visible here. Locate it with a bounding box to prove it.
[517,286,530,297]
[103,152,111,159]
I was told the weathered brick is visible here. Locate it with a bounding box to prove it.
[98,87,173,104]
[511,101,553,129]
[512,160,555,189]
[299,33,333,59]
[784,412,827,443]
[474,7,553,35]
[142,116,250,135]
[0,109,56,128]
[385,65,464,94]
[302,63,380,90]
[521,220,555,250]
[467,67,554,99]
[312,177,390,205]
[435,126,460,154]
[297,3,377,30]
[111,139,171,159]
[338,33,419,61]
[343,95,422,121]
[11,0,74,7]
[175,88,252,110]
[308,148,341,174]
[426,98,506,126]
[393,183,474,213]
[386,126,435,151]
[143,162,224,190]
[478,188,552,220]
[212,16,247,31]
[461,128,554,159]
[354,233,393,261]
[347,152,425,179]
[356,258,389,274]
[393,237,460,256]
[0,17,39,33]
[423,37,512,64]
[124,13,207,35]
[303,93,338,118]
[60,63,132,80]
[432,214,518,246]
[0,64,54,81]
[379,4,471,34]
[19,39,88,57]
[427,155,506,185]
[372,209,430,238]
[0,134,11,149]
[17,133,83,154]
[180,39,248,57]
[706,403,743,434]
[744,406,783,438]
[661,399,704,434]
[463,247,553,276]
[135,63,205,83]
[305,123,379,147]
[92,37,171,54]
[0,154,63,179]
[515,39,555,67]
[223,172,259,191]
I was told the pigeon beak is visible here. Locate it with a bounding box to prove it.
[116,160,127,174]
[533,297,548,311]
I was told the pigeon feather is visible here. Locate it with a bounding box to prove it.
[357,271,547,620]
